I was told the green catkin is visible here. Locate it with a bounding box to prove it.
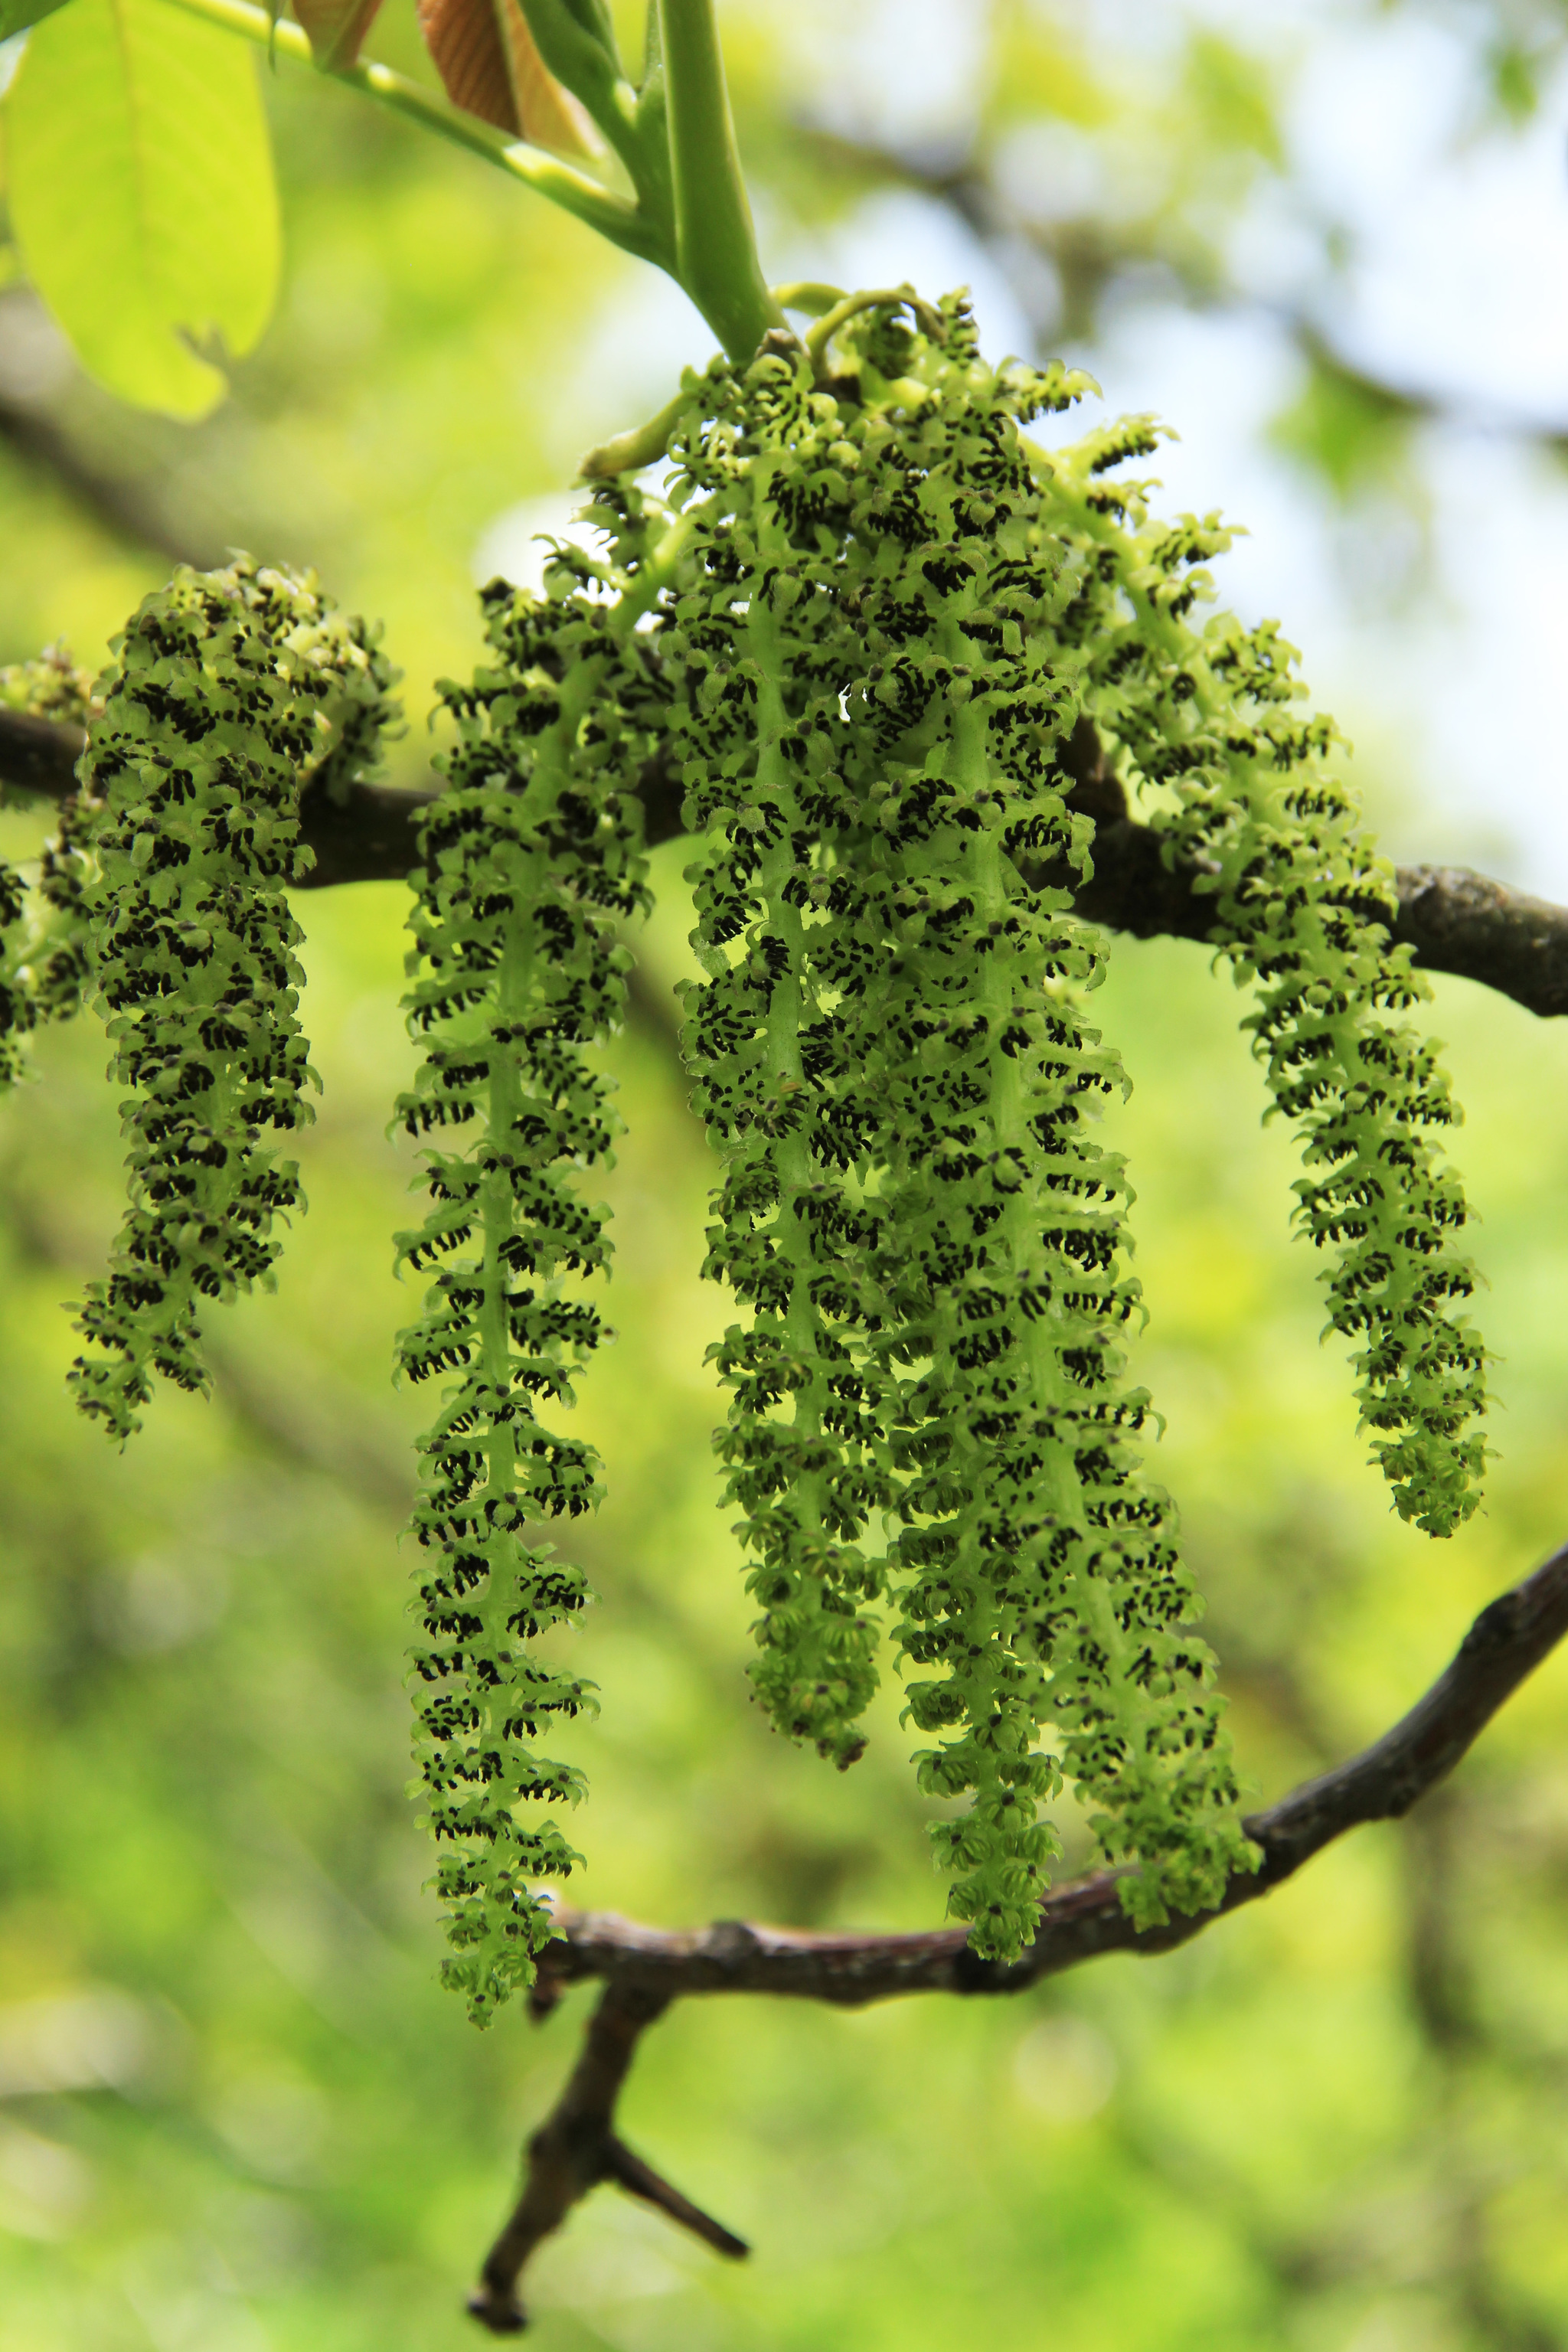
[668,303,1252,1954]
[397,501,670,2023]
[652,291,1486,1963]
[1041,441,1488,1535]
[0,856,38,1092]
[0,647,99,1089]
[833,307,1250,1949]
[665,353,902,1773]
[0,837,84,1095]
[68,559,398,1440]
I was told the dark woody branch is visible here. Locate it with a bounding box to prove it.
[464,1540,1568,2328]
[532,1537,1568,2006]
[1052,727,1568,1022]
[467,1981,747,2335]
[4,704,1565,1021]
[0,707,87,802]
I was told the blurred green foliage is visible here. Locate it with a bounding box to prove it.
[2,4,1566,2347]
[1268,334,1427,506]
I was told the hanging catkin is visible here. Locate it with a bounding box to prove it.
[397,496,671,2021]
[69,560,398,1439]
[661,347,904,1775]
[6,296,1488,2009]
[651,289,1485,1963]
[1041,448,1488,1534]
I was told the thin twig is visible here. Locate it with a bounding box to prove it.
[603,2138,749,2258]
[468,1982,746,2334]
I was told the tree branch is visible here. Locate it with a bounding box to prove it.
[521,1538,1568,2007]
[468,1981,746,2334]
[1068,797,1568,1020]
[4,708,1563,1020]
[463,1540,1568,2325]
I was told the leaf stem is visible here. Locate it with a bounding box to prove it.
[657,0,780,359]
[154,0,668,266]
[153,0,782,364]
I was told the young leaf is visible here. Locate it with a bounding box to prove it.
[3,0,281,420]
[292,0,384,71]
[416,0,598,155]
[517,0,619,117]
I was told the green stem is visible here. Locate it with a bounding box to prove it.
[803,285,942,374]
[161,0,782,371]
[515,0,649,198]
[156,0,667,266]
[657,0,781,359]
[577,384,692,479]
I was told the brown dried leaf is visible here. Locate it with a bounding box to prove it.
[292,0,385,71]
[415,0,601,154]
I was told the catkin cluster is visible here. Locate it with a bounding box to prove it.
[1,289,1489,2009]
[662,299,1267,1955]
[396,505,669,2022]
[69,560,397,1439]
[0,641,96,730]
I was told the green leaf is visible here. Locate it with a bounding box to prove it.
[0,0,69,40]
[3,0,281,419]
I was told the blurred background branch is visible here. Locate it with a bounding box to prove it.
[798,126,1568,455]
[0,374,219,567]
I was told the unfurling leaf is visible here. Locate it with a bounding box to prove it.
[292,0,384,71]
[416,0,599,154]
[3,0,280,420]
[507,0,600,152]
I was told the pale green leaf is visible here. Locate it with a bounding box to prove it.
[3,0,280,419]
